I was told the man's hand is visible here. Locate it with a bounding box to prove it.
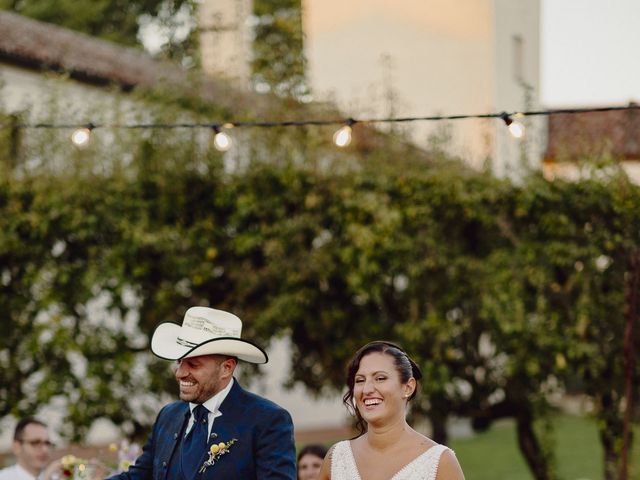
[40,458,63,480]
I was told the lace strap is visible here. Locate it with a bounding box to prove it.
[424,444,451,480]
[330,441,362,480]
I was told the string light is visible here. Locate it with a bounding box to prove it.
[500,112,525,139]
[211,125,232,151]
[509,122,525,138]
[71,123,95,147]
[333,118,355,147]
[3,104,638,150]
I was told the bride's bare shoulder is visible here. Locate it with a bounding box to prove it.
[436,449,465,480]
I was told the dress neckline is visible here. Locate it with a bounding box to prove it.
[345,440,438,480]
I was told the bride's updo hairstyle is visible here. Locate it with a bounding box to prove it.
[343,340,423,435]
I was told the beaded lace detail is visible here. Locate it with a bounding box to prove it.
[330,440,450,480]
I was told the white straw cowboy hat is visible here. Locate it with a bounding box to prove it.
[151,307,268,364]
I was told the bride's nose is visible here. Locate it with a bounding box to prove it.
[362,377,376,394]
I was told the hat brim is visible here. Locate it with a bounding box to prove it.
[151,322,268,364]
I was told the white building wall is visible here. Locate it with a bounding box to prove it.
[492,0,545,176]
[303,0,542,174]
[198,0,253,88]
[1,65,127,121]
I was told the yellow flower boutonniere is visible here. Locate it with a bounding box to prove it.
[199,438,238,473]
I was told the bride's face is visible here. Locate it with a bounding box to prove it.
[353,352,414,424]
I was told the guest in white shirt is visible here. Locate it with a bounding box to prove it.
[0,417,54,480]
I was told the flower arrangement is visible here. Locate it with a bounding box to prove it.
[199,439,238,473]
[108,439,141,473]
[59,455,94,480]
[54,440,141,479]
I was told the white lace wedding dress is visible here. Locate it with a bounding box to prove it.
[330,440,451,480]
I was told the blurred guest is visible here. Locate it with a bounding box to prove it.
[297,444,327,480]
[0,417,54,480]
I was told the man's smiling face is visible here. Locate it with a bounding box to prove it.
[174,354,235,403]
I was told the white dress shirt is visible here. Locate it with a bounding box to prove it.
[185,377,234,438]
[0,463,39,480]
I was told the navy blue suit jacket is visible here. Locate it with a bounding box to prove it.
[106,379,296,480]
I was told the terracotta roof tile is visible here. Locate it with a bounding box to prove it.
[545,105,640,162]
[0,10,269,113]
[0,10,185,88]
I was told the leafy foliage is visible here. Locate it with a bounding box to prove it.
[252,0,307,97]
[0,0,193,48]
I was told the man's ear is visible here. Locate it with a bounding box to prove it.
[221,357,237,378]
[11,440,21,457]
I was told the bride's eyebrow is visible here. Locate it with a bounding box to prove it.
[356,370,390,377]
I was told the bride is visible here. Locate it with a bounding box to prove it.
[318,341,465,480]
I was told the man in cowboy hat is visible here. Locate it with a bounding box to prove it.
[107,306,296,480]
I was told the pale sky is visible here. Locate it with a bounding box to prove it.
[541,0,640,106]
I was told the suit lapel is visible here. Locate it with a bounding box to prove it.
[197,381,246,478]
[209,379,244,444]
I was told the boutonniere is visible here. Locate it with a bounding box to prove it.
[199,439,238,473]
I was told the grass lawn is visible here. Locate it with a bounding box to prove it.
[449,414,640,480]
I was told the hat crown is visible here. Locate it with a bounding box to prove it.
[178,307,242,347]
[150,306,267,363]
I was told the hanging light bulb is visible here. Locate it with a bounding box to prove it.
[500,113,525,139]
[212,125,232,151]
[333,119,355,147]
[71,123,94,147]
[508,121,525,138]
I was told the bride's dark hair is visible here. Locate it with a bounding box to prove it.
[342,340,422,436]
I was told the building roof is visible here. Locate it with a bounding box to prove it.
[0,9,185,89]
[0,9,277,115]
[545,105,640,163]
